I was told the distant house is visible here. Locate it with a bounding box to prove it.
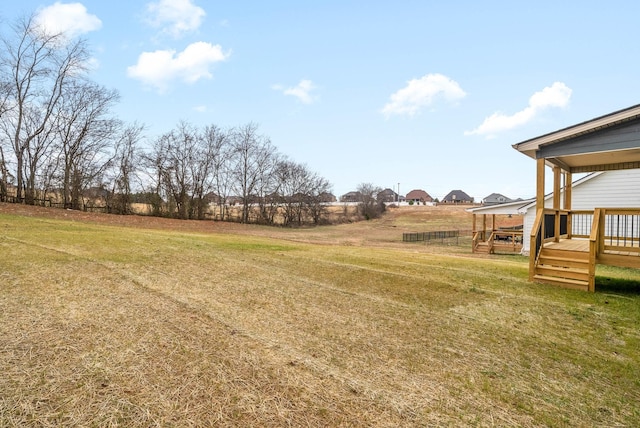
[405,189,433,204]
[340,191,361,203]
[482,193,512,205]
[83,186,109,199]
[442,190,473,204]
[377,188,401,203]
[318,192,337,203]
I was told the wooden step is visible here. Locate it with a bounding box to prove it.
[474,242,490,253]
[537,254,589,269]
[535,264,589,282]
[539,248,589,261]
[533,274,589,291]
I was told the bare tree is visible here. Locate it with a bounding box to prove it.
[202,124,232,221]
[273,160,332,226]
[229,123,277,224]
[253,151,282,225]
[277,160,308,226]
[356,182,385,220]
[305,174,332,225]
[143,136,170,216]
[22,106,56,204]
[53,80,121,209]
[154,123,195,219]
[0,16,91,203]
[107,122,144,214]
[189,124,222,220]
[0,80,11,200]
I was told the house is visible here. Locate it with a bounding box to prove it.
[512,103,640,291]
[468,199,532,255]
[340,191,361,203]
[377,188,401,203]
[442,190,473,204]
[482,193,513,205]
[405,189,432,204]
[471,169,640,258]
[318,192,337,203]
[518,169,640,254]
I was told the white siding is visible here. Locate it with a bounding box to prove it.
[521,169,640,253]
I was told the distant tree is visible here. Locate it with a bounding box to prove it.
[356,182,385,220]
[152,122,197,219]
[107,122,144,214]
[273,159,332,226]
[142,136,170,216]
[202,124,231,221]
[305,174,332,225]
[253,151,282,225]
[229,123,277,224]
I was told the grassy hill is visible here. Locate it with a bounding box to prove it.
[1,203,639,426]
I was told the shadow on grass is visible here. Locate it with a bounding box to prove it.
[596,276,640,295]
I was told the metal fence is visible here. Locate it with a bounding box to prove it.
[402,230,464,243]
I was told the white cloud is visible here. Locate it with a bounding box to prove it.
[465,82,572,138]
[381,73,466,118]
[273,79,317,104]
[146,0,206,38]
[127,42,230,92]
[34,2,102,39]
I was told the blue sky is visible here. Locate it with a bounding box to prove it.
[2,1,640,201]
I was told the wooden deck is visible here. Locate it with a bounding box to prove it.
[545,238,588,252]
[544,237,640,269]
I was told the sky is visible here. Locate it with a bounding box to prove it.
[2,1,640,201]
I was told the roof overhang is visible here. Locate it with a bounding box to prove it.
[466,199,533,215]
[513,104,640,173]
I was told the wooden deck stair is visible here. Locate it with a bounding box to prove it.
[533,247,590,291]
[474,241,491,254]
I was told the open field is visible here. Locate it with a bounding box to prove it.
[1,203,639,426]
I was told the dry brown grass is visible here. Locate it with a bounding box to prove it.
[1,202,639,426]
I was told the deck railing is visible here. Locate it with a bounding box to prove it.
[530,207,640,291]
[599,208,640,253]
[539,208,569,242]
[537,207,640,249]
[570,210,594,238]
[530,209,544,280]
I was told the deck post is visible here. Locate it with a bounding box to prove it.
[536,159,545,209]
[482,214,486,241]
[472,213,477,235]
[553,166,561,242]
[531,158,546,281]
[564,171,572,238]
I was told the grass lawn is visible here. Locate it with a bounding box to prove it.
[1,204,639,426]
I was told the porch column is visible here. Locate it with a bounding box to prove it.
[553,166,561,242]
[536,159,545,211]
[564,171,572,238]
[482,214,487,240]
[531,158,546,280]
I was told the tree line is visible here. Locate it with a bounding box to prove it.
[0,15,332,226]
